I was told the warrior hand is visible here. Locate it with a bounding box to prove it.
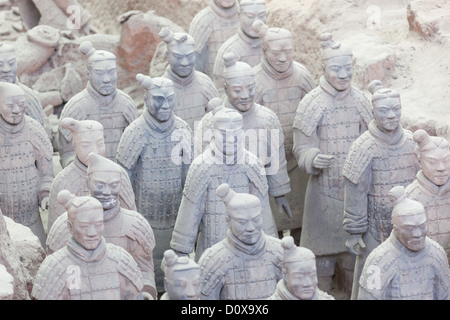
[313,154,334,170]
[275,196,292,218]
[346,234,366,255]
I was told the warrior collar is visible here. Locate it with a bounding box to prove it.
[103,200,121,223]
[210,0,239,19]
[319,76,352,100]
[0,112,25,135]
[143,108,175,134]
[368,120,405,146]
[237,27,262,49]
[226,228,266,256]
[261,56,293,81]
[67,235,107,263]
[86,81,118,108]
[416,170,450,197]
[165,65,196,87]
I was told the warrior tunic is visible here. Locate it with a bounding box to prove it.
[0,115,53,245]
[358,233,450,300]
[32,237,144,300]
[406,170,450,264]
[46,202,156,298]
[254,57,315,231]
[213,28,264,96]
[199,231,283,300]
[58,82,139,168]
[189,0,240,78]
[162,66,219,129]
[170,146,277,261]
[293,76,373,256]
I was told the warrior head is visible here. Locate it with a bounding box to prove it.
[136,73,175,123]
[57,190,104,251]
[216,183,263,245]
[368,80,402,134]
[389,185,427,252]
[0,82,26,126]
[160,27,196,78]
[162,250,201,300]
[212,105,244,159]
[281,236,318,300]
[413,129,450,186]
[80,40,117,96]
[223,52,255,112]
[86,152,122,210]
[0,43,17,84]
[60,117,105,166]
[320,33,353,92]
[238,0,266,38]
[253,20,293,73]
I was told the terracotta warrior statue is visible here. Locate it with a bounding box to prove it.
[358,186,450,300]
[213,0,266,96]
[342,80,420,299]
[269,236,334,300]
[160,27,219,129]
[405,129,450,264]
[170,106,277,262]
[196,54,292,220]
[160,249,201,300]
[58,40,139,168]
[292,33,373,296]
[189,0,240,78]
[46,152,157,300]
[48,117,136,230]
[252,20,315,241]
[198,183,282,300]
[32,191,144,300]
[116,74,192,294]
[0,43,46,127]
[0,82,53,247]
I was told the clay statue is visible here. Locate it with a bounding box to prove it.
[46,152,157,300]
[0,264,14,300]
[116,74,192,294]
[405,129,450,264]
[252,20,315,241]
[58,40,139,168]
[342,80,420,299]
[198,183,282,300]
[160,27,220,129]
[32,190,144,300]
[0,82,53,247]
[48,117,137,230]
[0,43,46,127]
[160,249,201,300]
[171,105,277,262]
[292,33,373,296]
[213,0,266,96]
[358,186,450,300]
[196,54,292,220]
[269,236,334,300]
[189,0,240,78]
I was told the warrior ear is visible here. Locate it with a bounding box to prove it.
[60,117,79,133]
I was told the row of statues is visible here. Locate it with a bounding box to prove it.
[1,0,450,300]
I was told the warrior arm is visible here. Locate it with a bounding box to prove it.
[293,127,322,176]
[343,166,372,235]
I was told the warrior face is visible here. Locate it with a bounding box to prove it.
[393,212,427,252]
[372,96,402,134]
[69,206,104,250]
[0,85,26,125]
[88,170,121,210]
[225,75,255,112]
[227,204,263,245]
[264,37,293,73]
[284,258,318,300]
[165,268,201,300]
[73,130,106,166]
[420,147,450,186]
[88,59,117,96]
[146,86,175,123]
[215,0,236,9]
[239,2,266,38]
[167,41,195,78]
[323,55,353,92]
[0,50,17,84]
